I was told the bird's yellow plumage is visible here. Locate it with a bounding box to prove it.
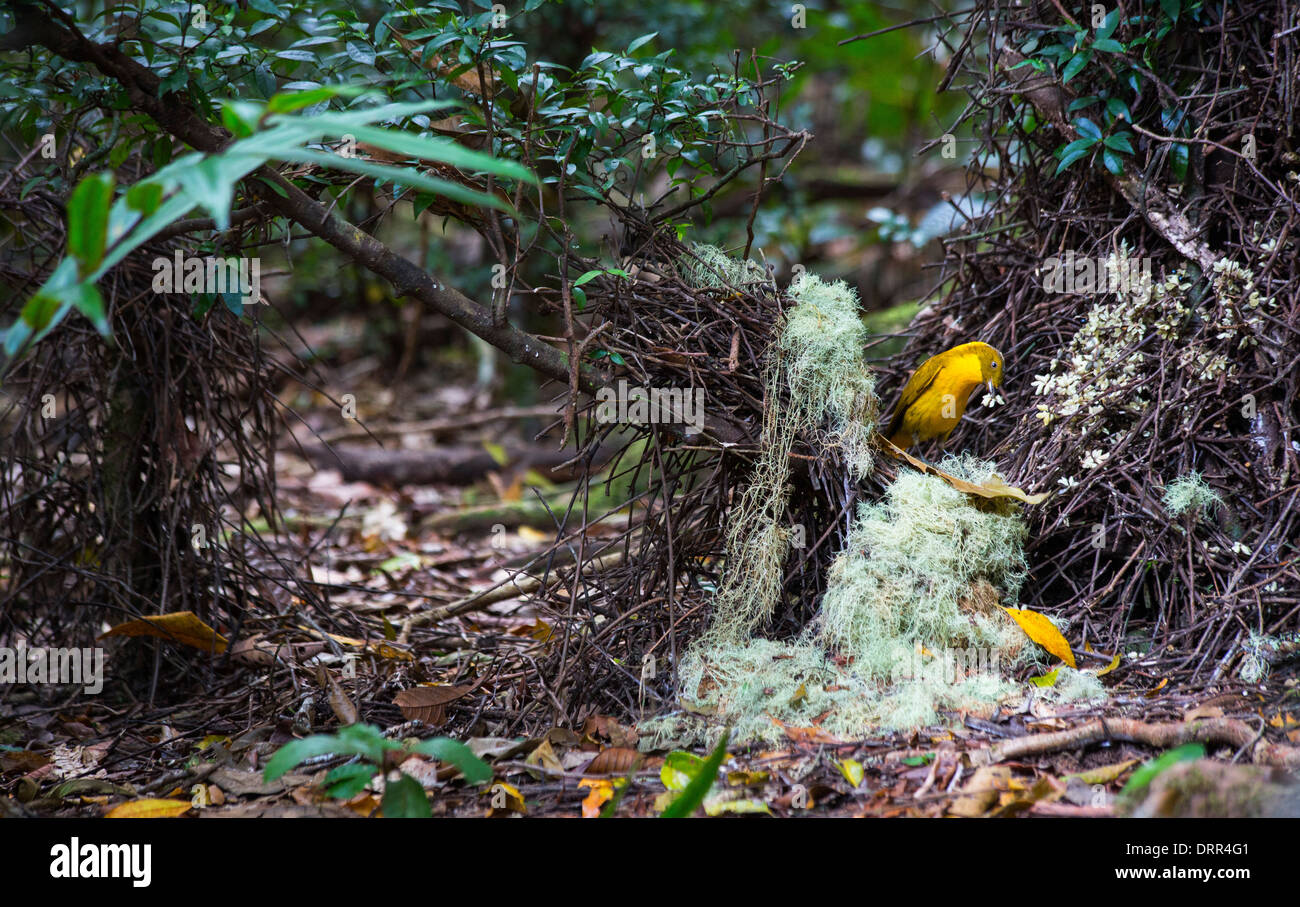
[886,341,1004,450]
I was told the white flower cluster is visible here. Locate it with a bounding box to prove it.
[1029,244,1279,475]
[1208,255,1276,354]
[1030,247,1168,434]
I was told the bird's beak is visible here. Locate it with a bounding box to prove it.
[986,380,995,395]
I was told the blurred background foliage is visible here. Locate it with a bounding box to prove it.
[1,0,966,382]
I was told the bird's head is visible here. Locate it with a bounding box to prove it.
[973,342,1004,392]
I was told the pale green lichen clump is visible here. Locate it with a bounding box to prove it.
[1162,471,1224,520]
[642,457,1100,748]
[700,250,877,647]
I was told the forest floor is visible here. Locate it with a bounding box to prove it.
[5,331,1299,818]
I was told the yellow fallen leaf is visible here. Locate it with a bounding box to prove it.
[704,795,772,816]
[1067,760,1139,786]
[1029,668,1061,687]
[884,439,1049,504]
[1095,652,1122,676]
[579,779,613,818]
[517,526,552,544]
[100,612,227,653]
[837,758,865,788]
[485,781,526,815]
[950,765,1012,818]
[105,798,192,819]
[1002,607,1076,667]
[296,627,414,661]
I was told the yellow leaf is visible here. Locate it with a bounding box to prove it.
[661,752,704,791]
[1095,652,1122,676]
[704,795,772,816]
[105,798,192,819]
[485,781,526,815]
[837,758,864,788]
[1029,668,1060,687]
[517,525,551,544]
[1002,607,1076,667]
[100,611,227,654]
[1067,759,1138,786]
[579,779,613,818]
[887,441,1049,504]
[726,770,770,787]
[482,441,509,467]
[296,627,414,661]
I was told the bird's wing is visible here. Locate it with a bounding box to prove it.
[885,354,945,439]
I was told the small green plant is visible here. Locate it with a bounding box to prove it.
[660,729,730,818]
[263,722,492,818]
[1118,742,1206,806]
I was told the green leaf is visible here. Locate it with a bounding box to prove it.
[267,84,364,115]
[71,283,108,334]
[1105,97,1131,122]
[1073,116,1102,140]
[381,773,432,818]
[627,32,658,54]
[1062,51,1091,83]
[1170,142,1189,182]
[323,763,378,799]
[220,100,264,138]
[66,172,115,277]
[1067,96,1099,112]
[1101,148,1124,175]
[1055,141,1095,175]
[183,153,269,229]
[661,730,729,818]
[1103,131,1134,153]
[1058,135,1098,158]
[1092,38,1125,54]
[1160,0,1181,23]
[573,269,603,287]
[660,751,704,791]
[330,123,536,184]
[125,182,163,217]
[19,283,66,335]
[1096,7,1121,40]
[263,735,351,783]
[271,148,519,215]
[406,738,493,785]
[263,723,396,782]
[1121,743,1203,799]
[572,285,586,312]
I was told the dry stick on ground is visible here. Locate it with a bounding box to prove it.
[410,549,628,627]
[983,717,1300,771]
[315,404,561,444]
[3,3,750,445]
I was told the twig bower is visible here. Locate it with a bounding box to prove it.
[539,0,1300,720]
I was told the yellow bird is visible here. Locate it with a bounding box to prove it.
[885,341,1004,450]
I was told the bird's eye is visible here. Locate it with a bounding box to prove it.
[991,361,998,368]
